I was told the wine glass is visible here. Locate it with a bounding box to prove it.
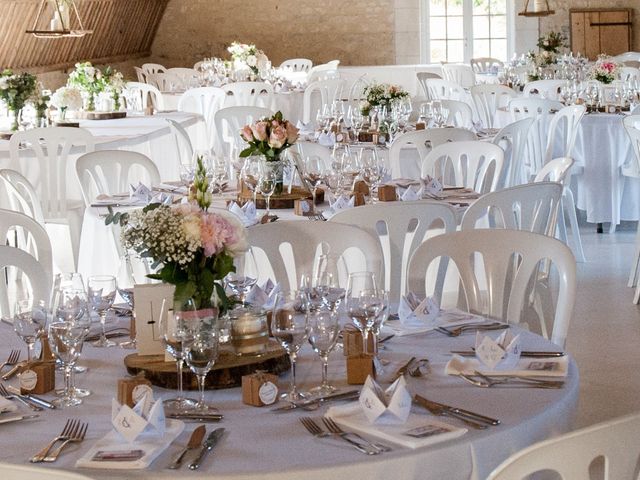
[88,275,117,348]
[161,298,199,412]
[241,156,262,204]
[272,290,310,402]
[211,153,229,199]
[349,106,364,139]
[313,254,346,312]
[308,308,340,396]
[258,162,277,219]
[13,299,48,363]
[304,155,324,214]
[359,147,382,203]
[225,250,259,305]
[345,272,381,355]
[184,323,219,412]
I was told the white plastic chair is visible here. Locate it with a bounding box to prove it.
[247,221,382,291]
[622,116,640,302]
[492,117,535,187]
[307,60,340,84]
[407,229,576,347]
[145,72,184,92]
[0,463,95,480]
[440,99,473,129]
[296,142,333,170]
[470,84,517,129]
[9,127,94,268]
[416,72,442,100]
[302,78,345,124]
[214,106,274,158]
[389,128,477,179]
[619,66,640,83]
[123,81,165,112]
[534,157,575,183]
[347,74,370,108]
[166,67,200,89]
[141,63,166,75]
[421,141,504,194]
[523,79,567,100]
[222,81,275,109]
[166,118,194,165]
[330,201,457,305]
[470,57,504,74]
[425,79,467,101]
[0,169,45,224]
[279,58,313,73]
[487,412,640,480]
[178,86,226,152]
[134,66,146,83]
[613,51,640,63]
[441,64,476,88]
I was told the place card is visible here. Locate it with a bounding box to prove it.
[134,283,174,356]
[475,331,521,370]
[398,292,440,327]
[359,375,411,425]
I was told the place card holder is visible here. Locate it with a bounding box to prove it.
[117,375,153,408]
[358,131,375,143]
[353,180,370,197]
[134,283,175,356]
[342,325,375,356]
[415,121,426,131]
[348,192,366,207]
[242,371,279,407]
[378,185,398,202]
[294,198,314,216]
[346,354,376,385]
[19,361,55,394]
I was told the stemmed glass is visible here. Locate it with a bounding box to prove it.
[359,147,382,203]
[241,156,262,204]
[184,322,219,412]
[88,275,117,347]
[116,253,137,349]
[345,272,381,355]
[272,290,310,402]
[225,250,258,305]
[349,106,365,140]
[313,253,346,312]
[258,162,277,219]
[211,153,229,199]
[308,308,340,396]
[13,299,48,363]
[303,155,324,214]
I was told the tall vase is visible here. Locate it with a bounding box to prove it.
[264,155,286,196]
[9,108,21,131]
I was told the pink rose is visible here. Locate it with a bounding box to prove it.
[251,121,268,142]
[268,124,287,149]
[284,121,299,144]
[241,125,254,142]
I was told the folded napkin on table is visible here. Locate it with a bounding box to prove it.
[0,396,17,413]
[228,201,259,227]
[446,354,569,378]
[245,279,281,308]
[322,195,355,220]
[317,131,336,147]
[421,175,443,196]
[386,304,487,337]
[296,120,315,136]
[400,186,422,202]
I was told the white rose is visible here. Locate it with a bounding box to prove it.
[86,66,95,79]
[256,53,270,71]
[246,55,257,67]
[0,78,8,90]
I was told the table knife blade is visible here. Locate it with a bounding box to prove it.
[188,427,225,470]
[168,424,205,469]
[415,394,500,426]
[270,390,360,412]
[450,349,566,358]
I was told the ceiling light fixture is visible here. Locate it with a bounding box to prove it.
[26,0,92,38]
[519,0,555,17]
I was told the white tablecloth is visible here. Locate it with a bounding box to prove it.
[0,321,578,480]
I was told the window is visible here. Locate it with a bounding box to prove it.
[424,0,511,63]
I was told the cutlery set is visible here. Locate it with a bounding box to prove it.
[271,390,361,412]
[436,322,509,337]
[413,395,500,430]
[31,419,88,463]
[300,417,391,455]
[457,371,565,389]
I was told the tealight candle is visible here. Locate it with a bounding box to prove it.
[229,307,268,356]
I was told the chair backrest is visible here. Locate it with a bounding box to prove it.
[0,462,96,480]
[307,61,340,84]
[222,81,275,109]
[141,63,166,75]
[613,51,640,63]
[425,79,467,101]
[441,64,476,88]
[623,115,640,178]
[470,84,517,129]
[461,182,563,237]
[407,229,576,347]
[177,86,226,151]
[440,99,473,129]
[523,79,567,100]
[534,157,575,184]
[214,106,274,158]
[296,142,333,170]
[347,74,370,106]
[134,66,146,83]
[123,81,165,111]
[145,72,184,92]
[166,118,194,164]
[470,57,504,74]
[0,245,52,319]
[544,104,585,164]
[330,201,457,305]
[619,66,640,83]
[0,169,45,224]
[279,58,313,72]
[389,128,477,179]
[492,117,535,187]
[166,67,200,89]
[303,78,345,124]
[416,72,442,100]
[9,127,95,220]
[487,412,640,480]
[421,140,504,194]
[247,221,382,291]
[75,150,161,207]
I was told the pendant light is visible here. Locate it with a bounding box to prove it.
[25,0,92,38]
[519,0,555,17]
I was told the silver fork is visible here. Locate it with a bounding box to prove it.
[31,419,76,463]
[458,372,564,389]
[43,421,88,462]
[322,417,391,453]
[0,350,20,371]
[299,417,376,455]
[436,322,508,337]
[0,383,41,411]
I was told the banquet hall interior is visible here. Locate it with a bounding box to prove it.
[1,0,640,478]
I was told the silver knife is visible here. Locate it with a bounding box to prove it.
[188,428,225,470]
[7,386,55,409]
[450,350,566,358]
[270,390,361,412]
[0,414,39,425]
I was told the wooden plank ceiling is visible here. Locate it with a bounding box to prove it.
[0,0,169,72]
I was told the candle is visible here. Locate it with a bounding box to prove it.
[230,307,268,355]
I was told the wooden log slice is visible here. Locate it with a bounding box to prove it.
[124,339,291,390]
[79,111,127,120]
[237,185,324,209]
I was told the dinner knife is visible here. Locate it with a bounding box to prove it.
[414,394,500,426]
[0,414,39,425]
[168,424,206,469]
[450,350,566,358]
[166,413,223,422]
[270,390,361,412]
[7,386,55,409]
[188,427,225,470]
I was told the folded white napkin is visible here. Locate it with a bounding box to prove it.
[317,131,336,147]
[398,292,440,327]
[359,376,412,424]
[296,120,314,135]
[130,182,152,203]
[245,279,280,308]
[322,195,355,220]
[326,403,466,449]
[400,186,422,202]
[0,396,17,413]
[385,308,487,336]
[421,175,443,196]
[228,201,259,227]
[475,331,521,370]
[446,354,569,378]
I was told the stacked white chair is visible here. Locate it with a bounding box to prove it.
[134,66,146,83]
[441,64,476,88]
[279,58,313,73]
[470,84,517,129]
[222,81,275,109]
[470,57,504,74]
[622,115,640,303]
[421,141,504,194]
[330,201,457,305]
[0,245,51,319]
[302,78,345,125]
[214,106,274,158]
[389,128,477,179]
[123,81,165,112]
[425,79,467,102]
[487,412,640,480]
[407,229,576,347]
[177,86,226,152]
[492,117,535,187]
[523,79,567,100]
[440,99,473,129]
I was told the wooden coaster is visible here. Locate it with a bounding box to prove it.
[79,111,127,120]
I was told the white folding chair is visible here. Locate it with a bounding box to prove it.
[296,142,333,170]
[247,221,382,291]
[407,229,576,347]
[622,116,640,302]
[470,57,504,74]
[416,72,442,100]
[279,58,313,72]
[471,84,517,129]
[441,64,476,88]
[0,462,95,480]
[523,79,567,100]
[425,79,467,101]
[178,86,226,152]
[167,118,194,165]
[492,117,535,187]
[440,99,473,129]
[421,141,504,194]
[487,412,640,480]
[9,127,94,269]
[214,106,274,158]
[302,78,345,125]
[123,81,165,112]
[389,128,477,179]
[330,201,457,305]
[222,81,275,109]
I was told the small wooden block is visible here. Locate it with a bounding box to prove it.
[378,184,397,202]
[118,376,152,407]
[346,354,375,385]
[353,180,370,197]
[294,198,314,216]
[242,372,279,407]
[20,361,55,394]
[358,131,375,143]
[415,122,426,131]
[342,327,375,356]
[349,192,366,207]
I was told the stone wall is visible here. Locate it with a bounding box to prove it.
[151,0,396,68]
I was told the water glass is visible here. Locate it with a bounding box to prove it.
[308,308,340,396]
[88,275,117,347]
[13,299,48,363]
[184,324,219,412]
[345,272,380,355]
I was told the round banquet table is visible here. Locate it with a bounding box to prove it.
[0,321,578,480]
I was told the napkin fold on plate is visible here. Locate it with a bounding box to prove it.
[359,375,412,424]
[446,354,569,378]
[228,201,259,226]
[385,307,487,336]
[245,279,281,308]
[317,131,336,147]
[0,396,17,413]
[400,186,422,202]
[322,195,355,220]
[421,175,443,196]
[397,292,440,327]
[475,330,521,370]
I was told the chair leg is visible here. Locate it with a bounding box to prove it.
[628,224,640,288]
[563,188,586,263]
[67,210,84,272]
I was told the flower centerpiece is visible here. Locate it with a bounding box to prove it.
[67,62,105,111]
[227,42,270,77]
[239,110,299,195]
[116,156,248,312]
[590,55,621,85]
[360,82,409,116]
[0,69,38,131]
[102,67,125,111]
[30,87,50,127]
[50,85,83,122]
[537,31,566,54]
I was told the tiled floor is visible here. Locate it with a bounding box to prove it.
[568,221,640,428]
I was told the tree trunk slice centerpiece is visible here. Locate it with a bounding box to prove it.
[238,185,324,209]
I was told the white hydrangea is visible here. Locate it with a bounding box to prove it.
[50,86,83,110]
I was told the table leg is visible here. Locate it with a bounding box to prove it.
[596,223,603,234]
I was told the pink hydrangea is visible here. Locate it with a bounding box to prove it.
[200,212,248,257]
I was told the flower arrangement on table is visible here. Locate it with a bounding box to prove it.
[239,111,299,160]
[0,69,38,131]
[537,31,566,54]
[50,85,83,122]
[590,55,621,85]
[67,61,124,111]
[227,42,270,76]
[360,82,409,116]
[30,88,50,126]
